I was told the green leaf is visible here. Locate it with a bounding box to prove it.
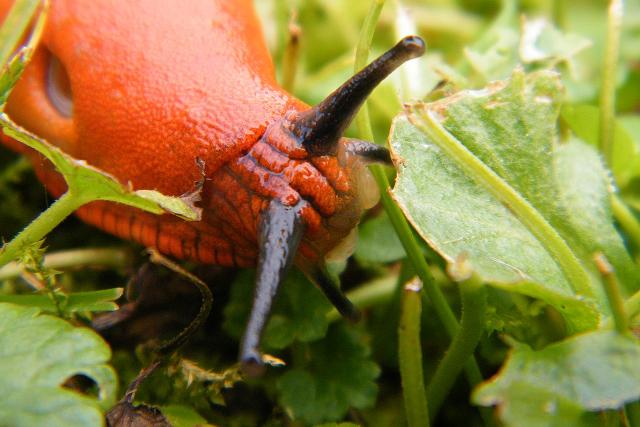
[0,50,27,107]
[276,324,379,425]
[463,2,594,93]
[620,115,640,144]
[463,0,519,82]
[0,288,123,314]
[519,17,592,70]
[474,330,640,425]
[552,138,637,295]
[561,104,640,188]
[0,117,202,220]
[475,381,601,427]
[0,302,117,427]
[465,26,519,83]
[161,404,208,427]
[391,70,635,331]
[223,269,331,349]
[393,110,586,320]
[355,212,405,263]
[484,289,563,349]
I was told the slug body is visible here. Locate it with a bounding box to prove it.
[0,0,424,372]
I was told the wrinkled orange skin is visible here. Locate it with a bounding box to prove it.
[0,0,366,267]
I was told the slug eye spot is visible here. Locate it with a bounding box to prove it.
[46,53,73,117]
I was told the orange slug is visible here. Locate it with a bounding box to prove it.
[0,0,424,374]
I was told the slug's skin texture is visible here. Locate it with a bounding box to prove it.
[0,0,368,267]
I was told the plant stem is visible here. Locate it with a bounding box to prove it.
[147,249,213,357]
[355,0,460,341]
[372,169,458,333]
[428,262,486,420]
[410,108,594,301]
[611,194,640,249]
[599,0,623,165]
[326,274,397,322]
[398,278,430,427]
[371,165,487,391]
[594,249,640,427]
[592,251,639,426]
[354,0,486,413]
[552,0,567,30]
[594,253,628,334]
[0,156,30,185]
[0,247,132,280]
[0,0,41,68]
[352,0,384,140]
[355,0,385,72]
[0,192,84,268]
[624,289,640,322]
[626,401,640,427]
[281,16,301,93]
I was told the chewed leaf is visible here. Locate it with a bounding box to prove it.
[390,114,593,328]
[474,330,640,425]
[135,189,202,221]
[0,302,117,427]
[390,70,635,331]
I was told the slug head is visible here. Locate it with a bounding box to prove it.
[256,35,426,265]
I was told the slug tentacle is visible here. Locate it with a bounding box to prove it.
[240,198,306,377]
[342,138,392,164]
[291,35,425,156]
[307,265,360,321]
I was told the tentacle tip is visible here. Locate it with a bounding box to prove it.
[399,35,426,58]
[240,352,266,378]
[343,305,362,323]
